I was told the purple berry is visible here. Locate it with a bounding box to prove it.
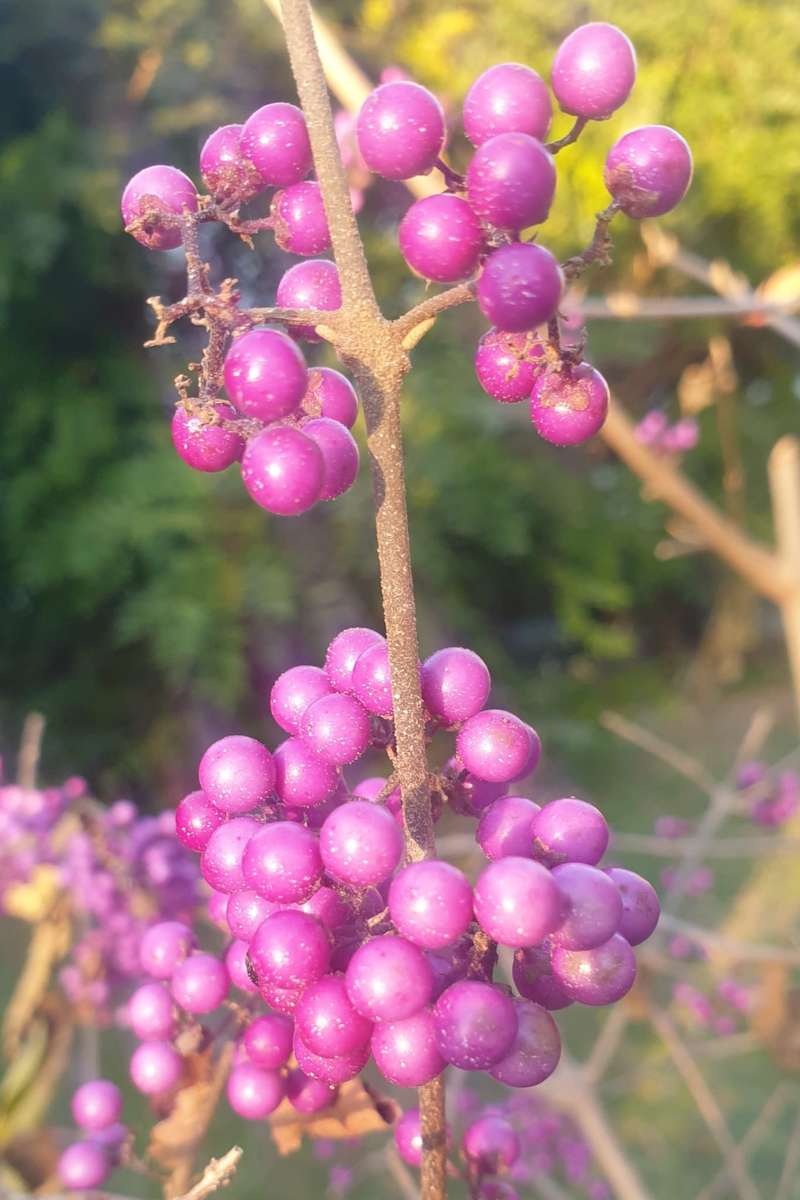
[297,884,349,931]
[249,909,331,990]
[71,1080,123,1132]
[58,1142,109,1190]
[551,862,623,950]
[433,979,517,1069]
[242,820,322,902]
[225,939,259,994]
[175,789,223,853]
[272,181,331,255]
[551,933,636,1005]
[259,979,303,1014]
[301,367,359,428]
[171,952,228,1013]
[128,983,176,1040]
[293,1032,369,1085]
[474,329,544,404]
[276,259,342,342]
[226,1063,286,1119]
[224,328,308,422]
[198,735,275,815]
[130,1040,183,1095]
[274,736,340,808]
[476,795,540,860]
[356,82,445,181]
[320,799,402,887]
[244,1014,293,1069]
[531,796,609,866]
[489,997,561,1087]
[605,125,692,218]
[200,124,264,204]
[388,859,474,949]
[371,1008,445,1087]
[606,867,660,946]
[270,665,334,736]
[463,1116,519,1169]
[240,102,312,187]
[139,921,195,980]
[226,889,274,942]
[457,709,536,783]
[463,63,552,146]
[474,856,563,946]
[171,403,244,473]
[200,816,260,893]
[120,165,197,250]
[351,641,394,717]
[513,941,573,1010]
[345,936,433,1021]
[301,417,360,501]
[477,243,563,332]
[530,363,609,446]
[421,647,491,725]
[551,23,637,120]
[399,194,484,284]
[466,133,556,230]
[300,692,371,766]
[395,1108,424,1167]
[241,426,324,516]
[287,1069,338,1113]
[295,973,373,1057]
[325,627,385,692]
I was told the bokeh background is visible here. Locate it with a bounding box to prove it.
[3,0,800,1196]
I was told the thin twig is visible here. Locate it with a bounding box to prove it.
[658,913,800,965]
[17,712,46,789]
[611,833,800,858]
[600,710,718,795]
[774,1103,800,1200]
[545,115,588,154]
[696,1085,790,1200]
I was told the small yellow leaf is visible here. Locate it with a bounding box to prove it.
[269,1077,399,1156]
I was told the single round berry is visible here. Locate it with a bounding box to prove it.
[474,856,563,946]
[476,795,540,860]
[259,979,303,1014]
[356,81,445,181]
[457,709,536,783]
[171,403,244,473]
[301,367,359,428]
[389,860,474,949]
[243,1014,293,1069]
[130,1040,183,1095]
[270,665,334,736]
[139,921,195,980]
[224,328,308,423]
[226,889,274,942]
[225,939,259,995]
[325,627,385,692]
[489,997,561,1087]
[293,1032,370,1085]
[275,259,342,342]
[320,799,402,887]
[58,1141,109,1190]
[351,641,394,717]
[121,165,197,250]
[345,936,433,1021]
[240,102,312,186]
[474,329,544,404]
[295,973,373,1058]
[433,979,517,1069]
[226,1063,286,1119]
[200,124,264,204]
[513,721,542,781]
[242,821,322,903]
[606,867,660,946]
[477,243,563,332]
[463,63,552,146]
[171,952,228,1014]
[174,790,223,854]
[421,647,491,725]
[128,983,176,1040]
[287,1069,338,1113]
[297,884,350,931]
[399,194,484,284]
[71,1080,123,1132]
[249,909,330,990]
[371,1008,445,1087]
[530,363,609,446]
[531,796,609,866]
[395,1108,424,1167]
[272,181,331,255]
[300,692,371,766]
[198,735,275,815]
[466,132,556,230]
[605,125,693,218]
[551,933,636,1005]
[207,889,230,930]
[200,816,260,893]
[463,1116,520,1170]
[551,23,637,120]
[241,426,324,517]
[301,418,360,501]
[551,862,623,950]
[274,736,340,808]
[512,942,573,1010]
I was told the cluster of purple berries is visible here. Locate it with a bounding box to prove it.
[635,409,700,456]
[58,1081,128,1191]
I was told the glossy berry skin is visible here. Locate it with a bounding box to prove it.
[606,867,660,946]
[120,165,197,250]
[398,194,484,284]
[272,181,331,255]
[351,641,394,717]
[241,426,323,517]
[130,1040,183,1095]
[240,102,312,187]
[477,243,563,332]
[302,418,360,501]
[476,795,540,860]
[464,63,551,147]
[171,952,228,1014]
[466,133,556,230]
[356,81,445,180]
[249,909,330,990]
[389,860,474,949]
[552,933,636,1005]
[371,1008,445,1087]
[301,367,358,428]
[474,856,563,946]
[551,862,623,950]
[551,23,637,120]
[270,665,333,736]
[58,1141,109,1190]
[275,259,342,342]
[293,1032,370,1085]
[530,362,609,446]
[226,1063,285,1119]
[273,737,340,808]
[128,983,176,1040]
[395,1108,424,1167]
[199,735,275,815]
[345,936,433,1021]
[421,647,491,725]
[200,124,264,204]
[295,973,373,1057]
[457,709,536,784]
[320,799,402,886]
[325,627,385,692]
[605,125,693,218]
[463,1116,520,1169]
[512,942,574,1010]
[433,980,517,1069]
[225,939,259,994]
[224,328,307,422]
[227,889,274,942]
[489,997,561,1087]
[71,1080,123,1132]
[300,692,371,766]
[242,820,322,903]
[532,796,609,866]
[140,921,195,980]
[259,979,303,1014]
[474,329,544,403]
[171,403,244,473]
[175,790,223,853]
[243,1013,293,1069]
[200,816,260,893]
[287,1069,338,1113]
